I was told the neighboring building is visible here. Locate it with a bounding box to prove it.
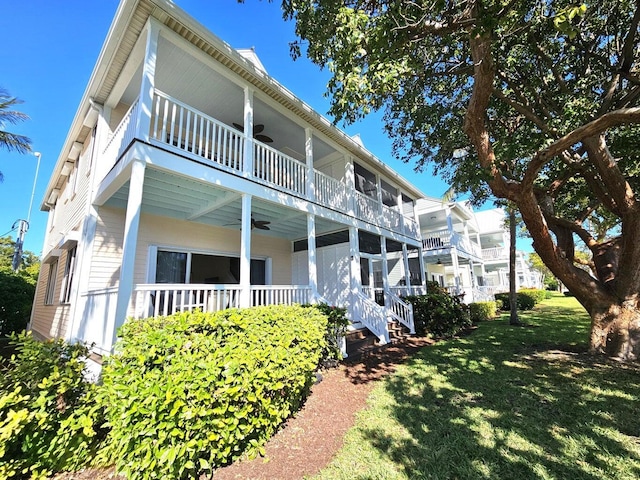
[29,0,426,359]
[418,199,542,302]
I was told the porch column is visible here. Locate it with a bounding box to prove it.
[113,158,146,346]
[451,249,461,294]
[307,213,318,300]
[242,87,254,176]
[402,243,411,293]
[381,236,390,301]
[349,226,361,315]
[239,193,252,307]
[136,18,160,142]
[305,128,314,201]
[418,243,427,290]
[345,158,356,216]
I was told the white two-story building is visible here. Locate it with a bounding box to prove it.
[29,0,426,357]
[418,198,542,302]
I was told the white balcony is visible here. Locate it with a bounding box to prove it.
[101,90,419,239]
[422,229,482,259]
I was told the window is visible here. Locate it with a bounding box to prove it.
[61,246,77,304]
[154,249,267,285]
[45,261,58,305]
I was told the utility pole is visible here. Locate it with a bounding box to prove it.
[11,219,28,272]
[12,152,41,272]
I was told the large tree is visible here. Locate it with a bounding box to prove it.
[279,0,640,360]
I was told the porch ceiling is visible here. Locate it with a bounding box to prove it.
[103,167,344,240]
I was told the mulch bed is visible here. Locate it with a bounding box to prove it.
[51,336,433,480]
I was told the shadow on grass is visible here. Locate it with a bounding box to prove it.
[345,297,640,479]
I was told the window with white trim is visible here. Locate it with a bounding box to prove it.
[61,246,77,304]
[45,261,58,305]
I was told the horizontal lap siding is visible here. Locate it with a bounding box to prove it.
[30,251,71,340]
[134,213,293,284]
[89,206,125,289]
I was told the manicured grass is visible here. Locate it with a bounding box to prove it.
[314,294,640,480]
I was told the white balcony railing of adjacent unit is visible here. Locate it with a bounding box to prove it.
[104,90,420,238]
[250,285,312,306]
[482,246,509,261]
[423,229,482,258]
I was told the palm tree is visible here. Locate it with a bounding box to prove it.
[0,88,32,181]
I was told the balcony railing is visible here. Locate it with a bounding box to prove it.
[104,89,420,239]
[423,229,482,258]
[482,246,509,261]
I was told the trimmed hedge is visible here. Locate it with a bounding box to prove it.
[0,268,36,336]
[469,301,498,323]
[0,332,104,480]
[98,304,327,480]
[495,288,547,311]
[404,282,471,338]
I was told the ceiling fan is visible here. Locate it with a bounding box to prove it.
[233,122,273,143]
[225,217,271,230]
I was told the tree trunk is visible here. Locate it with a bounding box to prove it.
[509,207,520,325]
[590,303,640,361]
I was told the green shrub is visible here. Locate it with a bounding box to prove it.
[0,268,36,336]
[310,303,349,365]
[519,288,547,304]
[469,301,497,323]
[495,289,543,311]
[98,305,327,480]
[404,282,471,338]
[0,332,105,480]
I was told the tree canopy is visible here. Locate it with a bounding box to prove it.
[279,0,640,359]
[0,88,32,182]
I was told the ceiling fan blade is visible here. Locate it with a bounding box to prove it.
[255,134,273,143]
[255,224,270,230]
[253,124,265,134]
[232,122,244,132]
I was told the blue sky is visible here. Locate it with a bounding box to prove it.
[1,0,519,256]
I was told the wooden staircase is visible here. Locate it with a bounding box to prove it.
[346,320,412,360]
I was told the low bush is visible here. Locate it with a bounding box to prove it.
[404,282,471,338]
[0,332,104,480]
[98,304,327,480]
[519,288,548,304]
[469,301,498,323]
[495,288,549,311]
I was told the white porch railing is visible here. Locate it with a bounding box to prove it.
[385,290,415,333]
[314,170,348,211]
[250,285,312,306]
[354,191,380,224]
[353,292,390,343]
[254,143,307,196]
[381,203,403,232]
[389,286,425,297]
[131,284,242,319]
[150,90,244,173]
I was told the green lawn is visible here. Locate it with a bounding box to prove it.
[314,294,640,480]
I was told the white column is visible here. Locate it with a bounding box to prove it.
[417,243,426,291]
[402,243,411,292]
[136,19,160,142]
[349,226,361,320]
[451,248,461,293]
[242,87,254,176]
[305,128,314,201]
[381,237,389,303]
[113,159,146,346]
[345,158,356,216]
[239,193,252,307]
[307,213,318,300]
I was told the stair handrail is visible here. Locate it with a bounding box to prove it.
[353,291,390,344]
[385,289,415,334]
